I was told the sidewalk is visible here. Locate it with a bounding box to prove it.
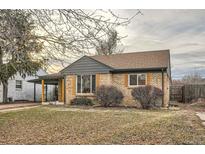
[0,102,40,111]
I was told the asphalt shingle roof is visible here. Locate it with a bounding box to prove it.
[90,49,170,70]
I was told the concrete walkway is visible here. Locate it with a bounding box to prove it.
[0,103,40,111]
[196,112,205,126]
[0,105,39,112]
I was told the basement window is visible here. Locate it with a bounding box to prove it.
[76,75,96,94]
[16,80,22,90]
[128,73,146,87]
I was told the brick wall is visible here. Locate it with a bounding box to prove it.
[98,73,112,85]
[112,73,135,106]
[108,72,169,107]
[58,79,62,102]
[163,73,170,107]
[65,75,76,104]
[58,79,65,102]
[65,72,170,107]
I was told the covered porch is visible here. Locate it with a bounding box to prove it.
[28,73,66,104]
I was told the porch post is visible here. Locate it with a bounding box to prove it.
[34,83,36,102]
[41,80,45,103]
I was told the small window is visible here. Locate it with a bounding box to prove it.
[128,74,146,87]
[16,80,22,90]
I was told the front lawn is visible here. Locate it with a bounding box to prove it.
[0,106,204,144]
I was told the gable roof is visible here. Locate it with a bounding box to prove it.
[60,55,112,74]
[89,49,170,70]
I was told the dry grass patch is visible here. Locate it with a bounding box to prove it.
[0,106,204,144]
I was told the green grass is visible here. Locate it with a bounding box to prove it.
[0,106,205,144]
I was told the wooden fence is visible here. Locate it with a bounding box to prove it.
[170,84,205,103]
[170,85,183,102]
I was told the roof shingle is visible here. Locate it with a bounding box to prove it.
[90,49,170,69]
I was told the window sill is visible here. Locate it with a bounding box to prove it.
[76,93,95,97]
[128,85,146,89]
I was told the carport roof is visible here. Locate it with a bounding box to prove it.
[27,73,64,85]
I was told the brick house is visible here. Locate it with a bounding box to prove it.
[30,49,171,107]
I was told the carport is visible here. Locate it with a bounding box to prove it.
[28,73,65,104]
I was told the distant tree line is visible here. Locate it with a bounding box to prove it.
[172,72,205,85]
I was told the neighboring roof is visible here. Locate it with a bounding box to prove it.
[89,49,170,70]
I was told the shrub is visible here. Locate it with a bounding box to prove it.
[96,85,124,107]
[131,85,163,109]
[70,97,93,106]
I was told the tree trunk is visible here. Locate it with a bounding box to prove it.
[2,80,8,103]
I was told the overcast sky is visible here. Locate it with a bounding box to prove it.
[114,9,205,79]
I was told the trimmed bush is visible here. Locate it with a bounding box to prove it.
[96,85,124,107]
[131,85,163,109]
[70,97,93,106]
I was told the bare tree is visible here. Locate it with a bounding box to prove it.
[28,9,142,70]
[182,72,205,84]
[95,29,123,55]
[0,9,141,102]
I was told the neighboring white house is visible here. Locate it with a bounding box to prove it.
[0,69,56,103]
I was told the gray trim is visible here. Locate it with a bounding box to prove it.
[87,56,114,69]
[61,56,112,75]
[60,56,86,73]
[60,56,113,74]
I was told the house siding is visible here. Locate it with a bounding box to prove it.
[0,69,55,103]
[61,56,112,75]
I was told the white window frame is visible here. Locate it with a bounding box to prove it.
[76,74,96,94]
[128,73,147,87]
[16,80,23,91]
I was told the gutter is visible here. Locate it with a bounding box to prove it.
[110,67,167,73]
